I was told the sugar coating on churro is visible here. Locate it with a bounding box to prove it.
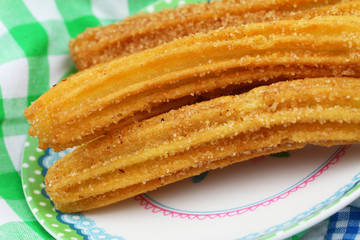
[25,16,360,151]
[45,77,360,212]
[69,0,357,69]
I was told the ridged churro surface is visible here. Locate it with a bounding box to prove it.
[70,0,357,69]
[45,78,360,212]
[25,17,360,151]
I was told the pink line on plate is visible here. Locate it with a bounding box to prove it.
[134,145,351,220]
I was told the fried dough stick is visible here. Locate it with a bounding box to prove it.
[24,17,360,151]
[70,0,357,69]
[45,77,360,212]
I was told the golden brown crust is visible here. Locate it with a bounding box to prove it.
[69,0,355,70]
[45,77,360,212]
[25,17,360,151]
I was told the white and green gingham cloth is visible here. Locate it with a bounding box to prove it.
[0,0,357,239]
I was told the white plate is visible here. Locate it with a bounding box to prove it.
[22,135,360,240]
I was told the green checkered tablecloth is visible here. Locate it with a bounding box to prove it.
[0,0,343,239]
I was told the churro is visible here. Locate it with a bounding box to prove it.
[69,0,359,69]
[45,77,360,212]
[25,17,360,151]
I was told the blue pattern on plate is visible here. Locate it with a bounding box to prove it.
[39,148,125,240]
[240,174,360,240]
[60,213,124,240]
